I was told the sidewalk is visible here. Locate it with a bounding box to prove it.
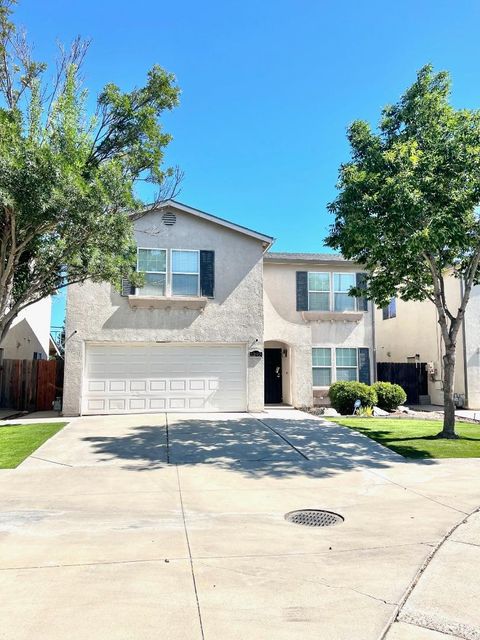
[411,405,480,422]
[386,510,480,639]
[1,410,64,424]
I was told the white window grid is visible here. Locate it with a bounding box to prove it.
[312,347,361,388]
[137,248,167,296]
[307,272,359,312]
[136,248,200,297]
[171,249,200,297]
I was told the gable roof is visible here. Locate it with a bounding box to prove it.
[136,200,275,246]
[264,252,356,265]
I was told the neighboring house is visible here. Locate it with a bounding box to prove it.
[375,279,480,408]
[62,201,375,415]
[264,253,374,407]
[0,296,51,361]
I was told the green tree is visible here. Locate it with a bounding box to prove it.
[326,65,480,438]
[0,0,180,345]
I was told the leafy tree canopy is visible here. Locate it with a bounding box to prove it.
[327,64,480,308]
[0,0,180,340]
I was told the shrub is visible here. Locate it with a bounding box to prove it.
[373,382,407,411]
[328,381,378,415]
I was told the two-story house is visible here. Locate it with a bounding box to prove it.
[62,201,375,415]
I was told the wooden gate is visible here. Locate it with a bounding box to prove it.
[0,359,63,412]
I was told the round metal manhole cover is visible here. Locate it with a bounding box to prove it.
[285,509,344,528]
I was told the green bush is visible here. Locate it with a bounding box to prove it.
[328,381,378,415]
[373,381,407,411]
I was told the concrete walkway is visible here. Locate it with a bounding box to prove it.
[386,509,480,639]
[0,409,479,639]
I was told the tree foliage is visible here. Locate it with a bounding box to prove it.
[326,65,480,436]
[0,0,180,341]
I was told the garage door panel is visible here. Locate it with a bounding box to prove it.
[83,344,247,414]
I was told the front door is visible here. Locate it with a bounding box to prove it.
[264,348,282,404]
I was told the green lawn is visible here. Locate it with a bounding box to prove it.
[329,418,480,458]
[0,422,67,468]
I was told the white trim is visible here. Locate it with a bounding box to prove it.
[307,271,331,311]
[333,272,357,312]
[307,271,360,312]
[136,247,202,298]
[171,249,200,297]
[136,247,167,296]
[312,346,366,389]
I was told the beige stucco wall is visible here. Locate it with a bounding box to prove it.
[1,296,51,360]
[63,208,266,415]
[464,285,480,408]
[263,260,375,407]
[375,276,467,406]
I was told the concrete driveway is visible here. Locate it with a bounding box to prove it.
[1,409,480,639]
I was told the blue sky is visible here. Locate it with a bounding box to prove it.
[16,0,480,326]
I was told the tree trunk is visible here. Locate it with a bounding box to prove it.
[437,347,458,439]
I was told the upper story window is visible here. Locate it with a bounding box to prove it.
[137,249,167,296]
[172,250,200,296]
[308,272,330,310]
[334,273,356,312]
[136,248,206,298]
[382,298,396,320]
[306,272,360,312]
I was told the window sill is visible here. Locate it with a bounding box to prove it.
[128,295,208,310]
[302,311,363,322]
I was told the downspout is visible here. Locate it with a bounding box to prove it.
[460,278,469,408]
[371,301,377,382]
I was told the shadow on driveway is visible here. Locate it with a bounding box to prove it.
[81,414,438,477]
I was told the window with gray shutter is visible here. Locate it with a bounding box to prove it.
[296,271,308,311]
[356,272,368,311]
[121,278,135,296]
[200,250,215,298]
[358,348,371,385]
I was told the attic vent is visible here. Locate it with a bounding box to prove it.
[162,211,176,226]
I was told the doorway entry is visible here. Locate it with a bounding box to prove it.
[264,348,283,404]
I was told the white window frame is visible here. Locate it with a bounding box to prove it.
[333,272,357,312]
[307,272,331,311]
[312,346,361,388]
[312,347,332,387]
[335,347,358,382]
[307,271,359,312]
[136,248,201,297]
[136,247,168,296]
[171,249,200,297]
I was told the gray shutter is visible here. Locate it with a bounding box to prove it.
[200,250,215,298]
[121,278,135,297]
[296,271,308,311]
[358,348,371,385]
[356,272,368,311]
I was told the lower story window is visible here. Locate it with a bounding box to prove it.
[312,347,359,386]
[335,348,358,382]
[312,348,331,386]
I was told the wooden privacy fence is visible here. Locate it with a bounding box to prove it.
[0,359,64,412]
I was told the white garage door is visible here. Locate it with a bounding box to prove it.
[83,343,247,414]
